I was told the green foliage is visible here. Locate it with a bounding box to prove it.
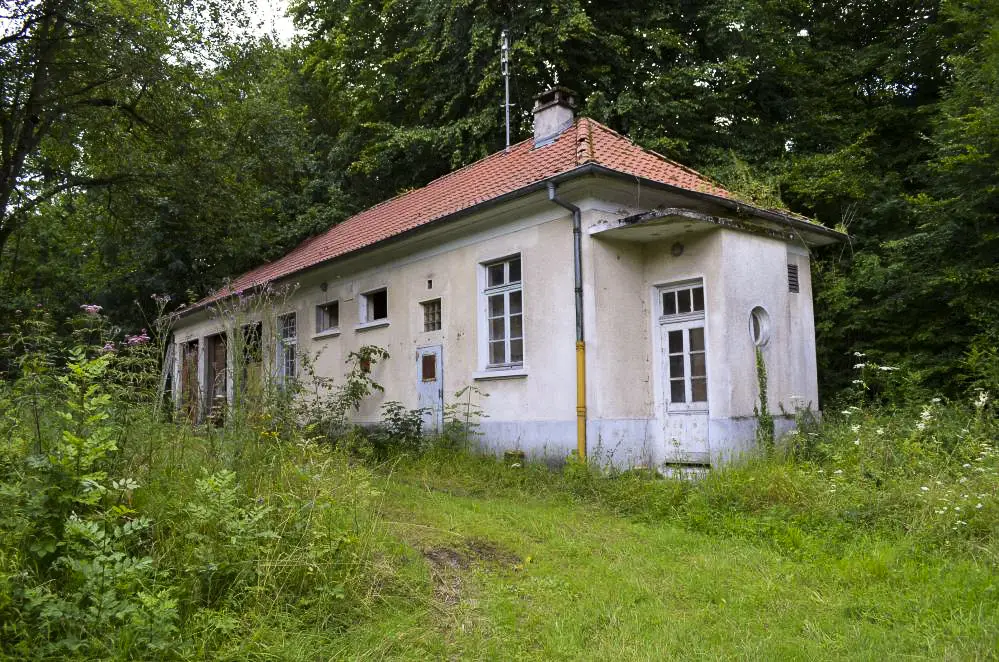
[754,348,775,455]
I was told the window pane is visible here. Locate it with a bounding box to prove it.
[670,380,686,403]
[692,378,707,402]
[423,299,441,331]
[689,327,704,352]
[488,294,505,317]
[663,291,676,316]
[421,354,436,381]
[693,287,704,311]
[489,317,505,341]
[510,339,523,363]
[508,258,521,283]
[691,353,706,377]
[508,290,522,314]
[667,330,684,353]
[370,290,387,320]
[509,314,522,339]
[669,355,685,377]
[677,289,692,313]
[489,341,506,365]
[488,263,505,287]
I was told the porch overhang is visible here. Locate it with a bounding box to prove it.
[588,206,843,247]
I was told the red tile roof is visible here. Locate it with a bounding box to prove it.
[196,118,732,307]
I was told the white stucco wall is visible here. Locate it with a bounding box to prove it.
[170,176,823,467]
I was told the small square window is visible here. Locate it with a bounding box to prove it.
[422,299,442,332]
[316,301,339,333]
[361,288,388,322]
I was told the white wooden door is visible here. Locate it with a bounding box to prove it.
[416,345,443,434]
[658,282,709,464]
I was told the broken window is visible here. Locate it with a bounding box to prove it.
[316,300,339,333]
[360,288,388,323]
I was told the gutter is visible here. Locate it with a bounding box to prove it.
[547,181,587,462]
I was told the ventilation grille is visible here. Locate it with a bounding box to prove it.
[787,263,800,293]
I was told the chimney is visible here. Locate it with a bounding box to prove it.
[533,87,576,146]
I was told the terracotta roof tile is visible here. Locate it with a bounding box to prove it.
[200,117,731,306]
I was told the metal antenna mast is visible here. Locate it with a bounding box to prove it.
[501,29,511,151]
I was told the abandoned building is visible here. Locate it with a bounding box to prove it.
[169,88,845,467]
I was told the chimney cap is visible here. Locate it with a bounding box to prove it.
[533,86,577,112]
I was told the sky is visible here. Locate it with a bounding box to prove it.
[252,0,298,43]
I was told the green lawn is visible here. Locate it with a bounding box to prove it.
[336,463,997,661]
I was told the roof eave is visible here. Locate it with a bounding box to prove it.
[174,163,844,320]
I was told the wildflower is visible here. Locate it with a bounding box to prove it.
[853,351,866,357]
[850,424,860,434]
[920,486,929,492]
[974,390,990,409]
[100,342,116,353]
[80,304,103,315]
[853,363,866,369]
[876,427,885,436]
[931,397,941,404]
[916,421,926,431]
[852,379,864,385]
[125,330,151,346]
[920,407,933,422]
[977,503,983,509]
[853,439,860,446]
[833,469,843,475]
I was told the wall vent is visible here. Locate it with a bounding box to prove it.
[787,263,800,293]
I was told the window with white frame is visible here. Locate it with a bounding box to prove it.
[422,298,442,332]
[660,281,707,407]
[316,300,339,333]
[360,288,388,323]
[276,313,297,382]
[483,255,523,367]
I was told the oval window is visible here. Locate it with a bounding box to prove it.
[750,306,770,346]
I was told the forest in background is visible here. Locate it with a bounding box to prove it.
[2,0,997,399]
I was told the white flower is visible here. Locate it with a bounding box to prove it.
[879,366,898,371]
[920,486,929,492]
[916,421,926,431]
[853,439,860,446]
[976,503,984,509]
[876,427,885,436]
[853,363,867,369]
[974,390,990,409]
[852,379,864,384]
[853,351,866,357]
[920,407,933,422]
[833,469,843,475]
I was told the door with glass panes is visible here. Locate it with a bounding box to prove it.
[658,281,709,463]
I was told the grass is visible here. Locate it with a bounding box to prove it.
[1,315,996,658]
[328,451,998,661]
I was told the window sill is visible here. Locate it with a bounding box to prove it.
[312,329,341,340]
[355,319,390,332]
[473,367,527,381]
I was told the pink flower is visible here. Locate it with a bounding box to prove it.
[125,332,151,346]
[80,304,103,315]
[101,342,117,353]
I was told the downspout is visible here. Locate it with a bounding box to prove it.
[547,182,586,461]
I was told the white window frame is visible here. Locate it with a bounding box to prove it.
[421,298,442,332]
[658,280,707,412]
[479,254,524,371]
[356,287,390,331]
[314,300,340,338]
[276,312,297,384]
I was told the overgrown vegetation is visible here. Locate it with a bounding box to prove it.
[1,307,996,658]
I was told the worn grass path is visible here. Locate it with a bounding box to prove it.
[336,465,997,661]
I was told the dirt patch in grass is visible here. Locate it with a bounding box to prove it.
[465,537,521,567]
